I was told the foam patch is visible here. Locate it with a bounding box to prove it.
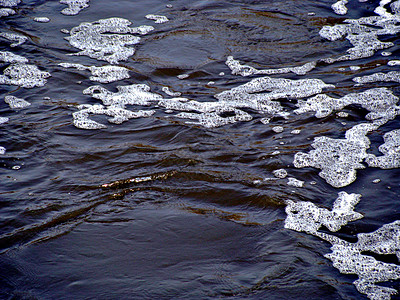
[59,63,130,83]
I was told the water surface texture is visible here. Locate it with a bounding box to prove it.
[1,0,400,299]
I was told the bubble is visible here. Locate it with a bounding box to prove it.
[59,63,130,83]
[4,95,31,109]
[60,0,90,16]
[145,14,169,24]
[0,146,5,155]
[366,129,400,169]
[65,18,154,64]
[226,56,316,77]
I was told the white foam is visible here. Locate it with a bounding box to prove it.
[287,177,304,187]
[273,169,288,179]
[4,95,31,109]
[65,18,154,64]
[60,0,89,16]
[294,123,379,187]
[0,63,51,88]
[226,56,316,76]
[0,51,28,63]
[0,117,9,124]
[145,14,169,24]
[162,86,182,97]
[331,0,348,15]
[34,17,50,23]
[295,88,400,124]
[272,126,284,133]
[0,146,5,155]
[388,60,400,66]
[59,63,130,83]
[0,0,20,7]
[0,8,14,17]
[0,32,27,47]
[354,71,400,84]
[291,129,301,135]
[366,129,400,169]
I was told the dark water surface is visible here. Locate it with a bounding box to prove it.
[0,0,400,299]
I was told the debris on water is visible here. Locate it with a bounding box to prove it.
[145,14,169,24]
[0,8,15,17]
[331,0,348,15]
[162,86,182,97]
[366,129,400,169]
[273,169,288,179]
[60,0,90,16]
[34,17,50,23]
[354,71,400,84]
[65,18,154,64]
[226,56,316,76]
[272,126,284,133]
[0,32,27,47]
[0,63,51,88]
[4,95,31,109]
[295,88,400,125]
[287,177,304,187]
[59,63,130,83]
[294,123,379,188]
[0,51,28,63]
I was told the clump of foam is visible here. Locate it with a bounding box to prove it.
[273,169,288,179]
[388,60,400,66]
[60,0,89,16]
[0,32,27,47]
[59,63,130,83]
[366,129,400,169]
[0,8,15,17]
[0,51,28,63]
[287,177,304,187]
[0,146,5,155]
[294,123,378,187]
[0,116,9,124]
[0,63,51,88]
[272,126,284,133]
[65,18,154,64]
[4,95,30,109]
[285,193,400,299]
[0,0,20,7]
[34,17,50,23]
[145,14,169,24]
[285,192,362,234]
[354,71,400,84]
[73,104,155,129]
[225,56,316,76]
[319,11,400,63]
[162,86,182,97]
[331,0,348,15]
[295,88,400,125]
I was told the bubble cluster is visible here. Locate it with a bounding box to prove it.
[273,169,288,179]
[295,88,400,124]
[285,193,400,299]
[354,71,400,84]
[0,32,27,47]
[60,0,90,16]
[225,56,316,77]
[4,95,31,109]
[366,129,400,169]
[65,18,154,64]
[294,123,378,188]
[59,63,130,83]
[145,14,169,24]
